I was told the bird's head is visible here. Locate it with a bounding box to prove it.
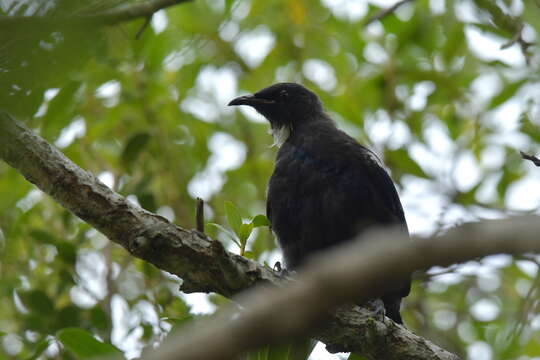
[228,83,323,145]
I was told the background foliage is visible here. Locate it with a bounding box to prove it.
[1,0,540,359]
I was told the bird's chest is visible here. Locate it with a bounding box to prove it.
[269,146,345,198]
[267,144,357,232]
[267,145,359,267]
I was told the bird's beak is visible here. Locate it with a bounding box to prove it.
[228,94,275,107]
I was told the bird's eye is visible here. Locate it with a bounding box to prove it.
[279,90,288,101]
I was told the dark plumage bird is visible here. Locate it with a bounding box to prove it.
[228,83,410,324]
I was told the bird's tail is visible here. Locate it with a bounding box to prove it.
[382,295,403,324]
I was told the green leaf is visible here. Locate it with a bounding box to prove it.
[56,241,77,265]
[121,132,150,167]
[239,222,254,244]
[26,338,51,360]
[454,182,482,206]
[288,338,317,360]
[441,23,465,62]
[246,346,269,360]
[90,306,110,331]
[41,81,82,139]
[224,201,243,235]
[141,323,153,341]
[30,230,56,244]
[488,80,527,109]
[21,290,54,314]
[56,328,122,359]
[520,115,540,144]
[348,353,368,360]
[138,192,157,212]
[385,148,429,179]
[252,214,271,227]
[56,306,81,329]
[266,344,291,360]
[496,161,524,201]
[266,338,316,360]
[207,223,240,246]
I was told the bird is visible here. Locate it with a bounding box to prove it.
[228,82,410,324]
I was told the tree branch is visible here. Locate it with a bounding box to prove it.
[150,215,540,360]
[0,112,462,359]
[520,151,540,167]
[0,112,269,298]
[363,0,415,27]
[472,0,534,64]
[0,0,192,26]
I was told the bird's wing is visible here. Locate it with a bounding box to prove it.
[266,193,272,231]
[361,153,408,233]
[358,153,411,298]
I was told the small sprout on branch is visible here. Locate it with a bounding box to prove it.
[135,15,153,39]
[196,197,205,233]
[207,201,270,257]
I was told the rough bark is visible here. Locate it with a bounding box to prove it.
[0,112,277,298]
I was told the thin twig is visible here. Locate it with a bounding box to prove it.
[520,151,540,167]
[363,0,415,27]
[472,0,534,65]
[506,269,540,353]
[135,15,153,39]
[0,0,192,26]
[196,197,205,233]
[499,27,534,65]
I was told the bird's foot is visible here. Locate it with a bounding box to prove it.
[273,261,295,277]
[364,298,386,322]
[193,229,207,239]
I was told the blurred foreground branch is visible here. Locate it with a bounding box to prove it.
[0,0,192,26]
[150,216,540,360]
[7,112,537,359]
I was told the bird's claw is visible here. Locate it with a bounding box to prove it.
[193,229,207,239]
[364,298,386,322]
[273,261,295,277]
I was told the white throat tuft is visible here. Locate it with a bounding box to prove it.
[270,125,291,147]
